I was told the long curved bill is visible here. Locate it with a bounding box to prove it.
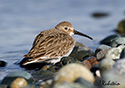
[74,29,93,40]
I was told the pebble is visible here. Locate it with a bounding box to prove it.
[116,19,125,35]
[40,79,53,88]
[69,46,94,61]
[110,37,125,47]
[113,58,125,76]
[99,58,115,76]
[1,71,34,87]
[96,49,109,60]
[32,70,54,81]
[92,12,109,18]
[95,44,111,56]
[74,77,96,88]
[54,63,94,83]
[56,57,80,68]
[82,57,99,69]
[105,45,125,60]
[0,60,7,67]
[120,48,125,59]
[10,78,28,88]
[100,34,118,46]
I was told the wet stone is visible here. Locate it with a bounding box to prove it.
[10,78,28,88]
[96,49,109,60]
[32,70,54,81]
[56,57,80,68]
[99,58,115,76]
[54,63,94,83]
[100,34,119,46]
[110,37,125,47]
[69,46,94,61]
[105,45,125,60]
[116,19,125,35]
[120,48,125,59]
[113,59,125,76]
[82,60,91,69]
[95,44,111,57]
[0,60,7,67]
[1,70,34,87]
[40,79,53,88]
[92,12,109,18]
[74,77,96,88]
[82,57,99,69]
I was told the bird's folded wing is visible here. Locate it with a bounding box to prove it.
[24,29,74,59]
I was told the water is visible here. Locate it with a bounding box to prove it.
[0,0,125,81]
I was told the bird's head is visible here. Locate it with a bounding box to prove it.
[55,21,93,40]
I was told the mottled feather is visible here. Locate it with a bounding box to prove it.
[23,28,75,64]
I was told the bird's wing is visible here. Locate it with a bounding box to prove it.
[24,29,75,60]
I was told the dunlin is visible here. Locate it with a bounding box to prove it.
[22,21,93,66]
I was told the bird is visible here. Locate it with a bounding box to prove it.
[21,21,93,66]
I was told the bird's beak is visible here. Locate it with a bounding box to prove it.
[74,29,93,40]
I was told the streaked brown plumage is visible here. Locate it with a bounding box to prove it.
[22,21,93,66]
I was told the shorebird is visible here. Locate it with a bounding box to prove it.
[21,21,93,66]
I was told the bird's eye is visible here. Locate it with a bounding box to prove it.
[64,27,68,30]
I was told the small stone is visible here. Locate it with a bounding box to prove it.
[82,57,99,69]
[100,35,118,46]
[40,79,53,88]
[56,57,80,67]
[87,57,99,66]
[10,78,28,88]
[116,19,125,35]
[0,60,7,67]
[113,59,125,76]
[69,46,94,61]
[54,63,94,83]
[96,49,109,60]
[110,37,125,47]
[32,70,54,81]
[105,45,125,60]
[1,70,34,86]
[82,60,91,69]
[99,58,115,76]
[95,44,111,57]
[92,12,109,18]
[120,48,125,59]
[75,77,96,88]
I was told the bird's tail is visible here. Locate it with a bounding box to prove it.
[19,57,31,67]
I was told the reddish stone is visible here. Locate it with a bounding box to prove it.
[82,57,99,69]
